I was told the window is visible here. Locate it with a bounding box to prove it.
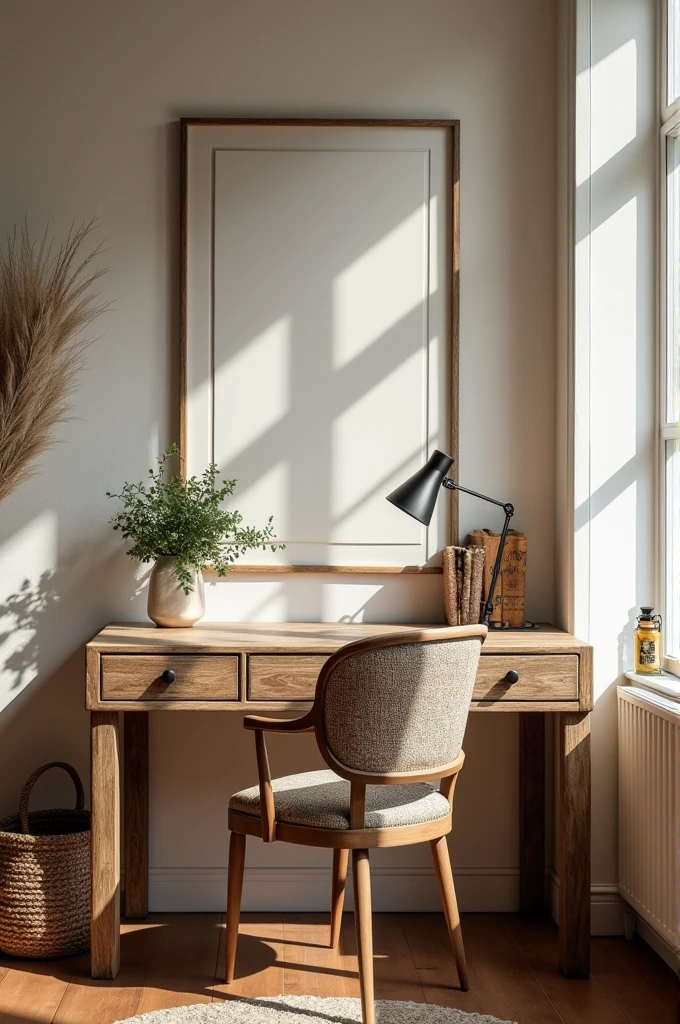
[663,4,680,671]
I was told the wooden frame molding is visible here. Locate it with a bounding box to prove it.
[204,564,444,575]
[180,117,460,573]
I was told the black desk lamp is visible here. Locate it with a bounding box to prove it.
[386,450,514,626]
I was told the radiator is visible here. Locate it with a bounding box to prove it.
[617,685,680,950]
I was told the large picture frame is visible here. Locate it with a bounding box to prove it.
[180,118,459,574]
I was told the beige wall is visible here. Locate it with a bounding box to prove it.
[0,0,557,911]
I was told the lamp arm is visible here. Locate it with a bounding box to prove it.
[442,478,515,626]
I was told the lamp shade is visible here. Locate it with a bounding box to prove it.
[385,450,454,526]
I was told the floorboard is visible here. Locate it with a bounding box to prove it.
[401,912,563,1024]
[596,935,679,1011]
[0,956,75,1024]
[281,913,360,999]
[131,913,222,1016]
[370,915,424,1004]
[0,913,674,1024]
[500,915,631,1024]
[213,914,285,999]
[589,938,676,1024]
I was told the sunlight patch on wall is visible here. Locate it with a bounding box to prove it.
[330,350,424,544]
[577,38,637,186]
[204,579,286,622]
[427,333,442,461]
[573,230,592,513]
[590,482,636,700]
[332,205,428,369]
[224,460,289,543]
[590,197,637,492]
[187,376,212,469]
[0,511,57,711]
[214,316,291,464]
[323,583,383,623]
[429,195,439,296]
[148,422,160,464]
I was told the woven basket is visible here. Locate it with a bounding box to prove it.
[0,762,90,958]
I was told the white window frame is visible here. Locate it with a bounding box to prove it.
[666,0,680,122]
[661,1,680,675]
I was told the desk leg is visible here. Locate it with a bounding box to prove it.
[91,711,121,979]
[558,711,591,977]
[519,712,545,918]
[123,712,149,919]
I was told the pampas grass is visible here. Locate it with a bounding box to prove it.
[0,220,106,503]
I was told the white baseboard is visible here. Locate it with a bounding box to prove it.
[147,866,632,936]
[634,916,680,972]
[148,865,520,914]
[549,870,627,935]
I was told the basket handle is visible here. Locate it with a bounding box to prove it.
[19,762,85,834]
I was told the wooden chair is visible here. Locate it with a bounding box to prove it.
[224,623,488,1023]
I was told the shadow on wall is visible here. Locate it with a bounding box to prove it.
[0,541,150,817]
[204,572,447,626]
[0,543,148,711]
[617,607,639,679]
[0,571,59,693]
[0,648,91,818]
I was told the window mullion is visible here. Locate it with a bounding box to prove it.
[662,0,680,662]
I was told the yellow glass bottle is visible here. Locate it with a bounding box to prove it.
[634,606,662,674]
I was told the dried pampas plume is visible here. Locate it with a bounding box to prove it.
[0,219,107,503]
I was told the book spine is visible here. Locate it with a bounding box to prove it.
[442,546,459,625]
[501,531,527,627]
[468,546,485,624]
[460,549,472,625]
[455,548,465,624]
[467,530,502,622]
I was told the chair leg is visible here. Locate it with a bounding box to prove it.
[352,849,375,1024]
[225,831,246,984]
[330,849,349,949]
[430,835,469,991]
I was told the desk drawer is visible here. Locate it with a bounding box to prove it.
[101,655,239,701]
[474,655,578,702]
[248,655,329,701]
[246,652,579,703]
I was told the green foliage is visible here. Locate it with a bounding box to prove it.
[107,444,281,593]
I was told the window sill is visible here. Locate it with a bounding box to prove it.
[624,670,680,700]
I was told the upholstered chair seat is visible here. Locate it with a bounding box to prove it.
[229,769,451,830]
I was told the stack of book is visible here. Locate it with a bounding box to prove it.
[442,544,485,625]
[443,530,527,626]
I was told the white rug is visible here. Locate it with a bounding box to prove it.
[114,995,515,1024]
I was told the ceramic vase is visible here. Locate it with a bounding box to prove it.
[147,555,205,627]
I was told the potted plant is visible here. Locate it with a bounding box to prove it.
[107,444,281,627]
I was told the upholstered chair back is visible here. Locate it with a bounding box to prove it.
[316,626,487,779]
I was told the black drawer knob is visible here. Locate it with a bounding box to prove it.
[504,669,520,684]
[161,669,176,684]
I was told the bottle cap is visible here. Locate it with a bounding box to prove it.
[639,606,654,619]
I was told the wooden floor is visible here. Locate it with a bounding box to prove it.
[0,913,676,1024]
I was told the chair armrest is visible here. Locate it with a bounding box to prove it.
[243,713,315,733]
[254,730,276,842]
[244,712,315,843]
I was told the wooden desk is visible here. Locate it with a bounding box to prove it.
[86,622,592,981]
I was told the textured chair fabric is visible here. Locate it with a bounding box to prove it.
[322,637,482,774]
[229,769,450,830]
